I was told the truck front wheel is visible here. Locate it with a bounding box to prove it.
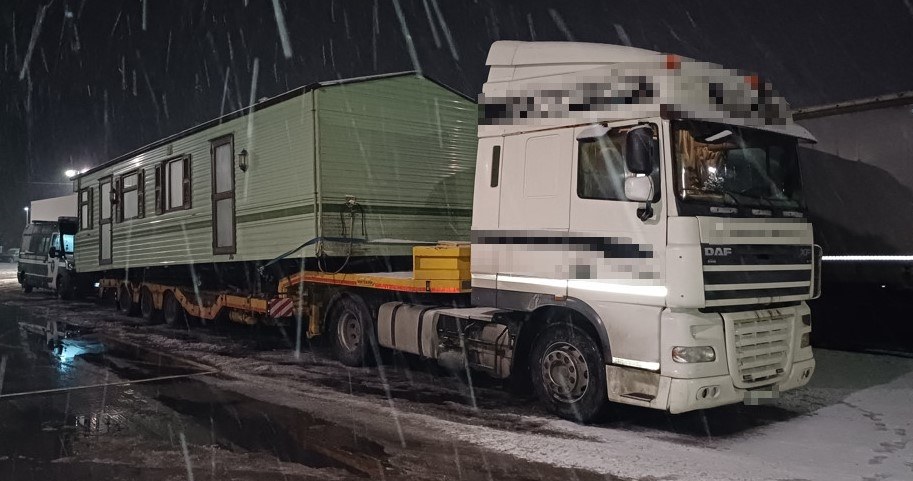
[530,322,608,423]
[328,295,377,367]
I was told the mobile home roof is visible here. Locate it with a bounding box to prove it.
[74,71,471,179]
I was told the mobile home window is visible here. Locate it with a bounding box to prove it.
[118,171,144,221]
[78,188,93,230]
[100,181,112,220]
[577,129,629,201]
[157,155,191,213]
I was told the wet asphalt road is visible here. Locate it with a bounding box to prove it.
[0,265,610,481]
[2,263,912,481]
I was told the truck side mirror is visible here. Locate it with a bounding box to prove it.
[625,176,656,221]
[48,247,58,258]
[625,126,657,175]
[624,176,654,202]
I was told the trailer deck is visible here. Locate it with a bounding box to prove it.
[99,243,471,329]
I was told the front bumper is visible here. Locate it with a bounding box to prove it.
[664,357,815,413]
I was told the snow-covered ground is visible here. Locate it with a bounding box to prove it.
[434,349,913,481]
[2,270,912,481]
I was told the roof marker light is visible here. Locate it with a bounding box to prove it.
[745,74,761,90]
[665,54,681,70]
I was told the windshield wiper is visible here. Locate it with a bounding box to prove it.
[717,189,743,207]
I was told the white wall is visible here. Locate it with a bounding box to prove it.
[30,194,77,222]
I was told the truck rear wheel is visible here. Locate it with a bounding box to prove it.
[162,291,186,328]
[140,288,161,323]
[117,284,139,316]
[328,295,376,367]
[57,273,75,300]
[19,271,32,293]
[530,322,608,423]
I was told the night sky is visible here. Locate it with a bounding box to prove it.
[1,0,912,243]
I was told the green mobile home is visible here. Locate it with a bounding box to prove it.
[73,73,477,284]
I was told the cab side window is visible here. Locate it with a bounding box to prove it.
[31,234,50,255]
[577,129,629,201]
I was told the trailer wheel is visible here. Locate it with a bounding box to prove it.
[117,284,139,316]
[162,291,186,328]
[140,287,161,323]
[22,279,33,293]
[328,295,377,367]
[530,322,608,423]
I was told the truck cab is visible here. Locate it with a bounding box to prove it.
[468,41,820,420]
[18,217,79,298]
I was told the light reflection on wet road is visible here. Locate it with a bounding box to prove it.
[0,301,356,480]
[0,269,608,481]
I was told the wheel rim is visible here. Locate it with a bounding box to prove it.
[541,342,590,403]
[336,310,362,352]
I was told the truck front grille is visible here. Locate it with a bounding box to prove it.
[702,244,813,307]
[724,311,793,388]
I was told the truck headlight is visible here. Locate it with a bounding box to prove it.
[800,332,811,348]
[672,346,716,363]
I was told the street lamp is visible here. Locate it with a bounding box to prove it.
[64,169,78,178]
[23,206,29,224]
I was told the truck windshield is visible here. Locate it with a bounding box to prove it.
[673,120,804,210]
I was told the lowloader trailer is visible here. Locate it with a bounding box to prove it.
[75,41,821,423]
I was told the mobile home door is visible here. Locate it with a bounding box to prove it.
[211,135,236,255]
[99,177,113,265]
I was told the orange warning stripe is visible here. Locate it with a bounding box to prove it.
[278,271,469,294]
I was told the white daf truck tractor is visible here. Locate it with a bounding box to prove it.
[389,41,821,422]
[67,41,820,424]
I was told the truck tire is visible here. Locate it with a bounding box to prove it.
[162,291,186,328]
[327,295,377,367]
[530,322,608,423]
[117,284,140,316]
[18,271,32,293]
[57,273,75,300]
[140,287,161,323]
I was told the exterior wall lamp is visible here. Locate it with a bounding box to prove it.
[238,149,249,172]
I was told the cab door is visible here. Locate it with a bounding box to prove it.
[47,233,60,288]
[20,230,52,287]
[568,120,667,366]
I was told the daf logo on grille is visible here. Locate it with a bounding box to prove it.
[704,247,733,256]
